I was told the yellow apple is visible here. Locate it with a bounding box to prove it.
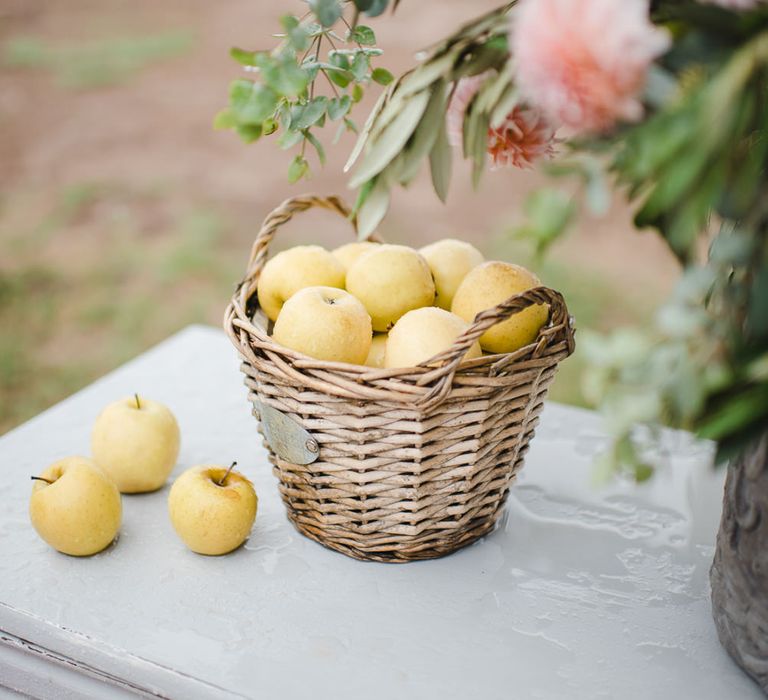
[419,238,484,310]
[29,456,121,556]
[272,286,372,364]
[385,307,482,368]
[345,244,435,332]
[168,464,257,555]
[331,241,379,273]
[451,260,548,353]
[91,395,180,494]
[364,333,388,368]
[257,245,345,322]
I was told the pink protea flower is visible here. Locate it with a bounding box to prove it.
[446,75,556,169]
[510,0,671,134]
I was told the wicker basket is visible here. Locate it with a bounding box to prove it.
[224,194,575,563]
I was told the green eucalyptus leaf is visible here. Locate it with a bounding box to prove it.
[305,130,326,165]
[277,60,309,97]
[256,53,308,97]
[333,120,346,144]
[351,52,369,81]
[371,67,394,85]
[347,25,376,46]
[288,155,309,183]
[292,96,327,129]
[213,109,238,130]
[349,90,430,188]
[262,117,279,135]
[236,123,262,143]
[229,79,278,124]
[328,94,352,120]
[310,0,343,27]
[277,128,304,149]
[328,53,352,87]
[356,0,388,17]
[281,15,309,51]
[351,83,364,103]
[230,47,258,66]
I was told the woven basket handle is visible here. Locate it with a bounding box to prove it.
[237,194,358,309]
[416,286,574,409]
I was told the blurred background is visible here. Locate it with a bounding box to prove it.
[0,0,681,434]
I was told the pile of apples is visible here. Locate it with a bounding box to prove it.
[29,396,257,558]
[258,238,549,368]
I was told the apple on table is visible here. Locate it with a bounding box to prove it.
[91,394,180,494]
[168,462,258,555]
[29,456,122,556]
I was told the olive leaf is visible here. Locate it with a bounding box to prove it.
[348,90,430,187]
[429,111,452,202]
[397,80,448,186]
[344,80,393,171]
[356,176,390,238]
[344,3,513,209]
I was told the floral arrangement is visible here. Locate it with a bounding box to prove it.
[219,0,768,479]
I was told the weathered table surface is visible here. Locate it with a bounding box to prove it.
[0,325,761,699]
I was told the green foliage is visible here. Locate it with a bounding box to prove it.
[217,10,392,183]
[4,32,194,88]
[224,0,768,479]
[512,189,576,255]
[345,4,515,235]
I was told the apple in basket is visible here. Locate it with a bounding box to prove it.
[452,261,548,354]
[385,307,482,368]
[419,238,484,311]
[272,286,372,364]
[331,240,380,274]
[345,244,435,332]
[257,245,345,322]
[365,332,388,368]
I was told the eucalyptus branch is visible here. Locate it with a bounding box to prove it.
[216,2,395,183]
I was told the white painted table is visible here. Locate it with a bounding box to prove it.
[0,326,761,699]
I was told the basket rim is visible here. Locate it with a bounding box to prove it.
[223,193,575,410]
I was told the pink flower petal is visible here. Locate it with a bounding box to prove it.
[510,0,671,134]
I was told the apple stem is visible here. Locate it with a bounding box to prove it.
[134,393,141,410]
[30,476,53,485]
[218,461,237,486]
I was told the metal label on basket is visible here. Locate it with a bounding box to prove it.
[253,400,320,465]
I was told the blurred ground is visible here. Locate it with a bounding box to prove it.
[0,0,681,433]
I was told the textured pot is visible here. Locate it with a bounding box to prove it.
[710,433,768,693]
